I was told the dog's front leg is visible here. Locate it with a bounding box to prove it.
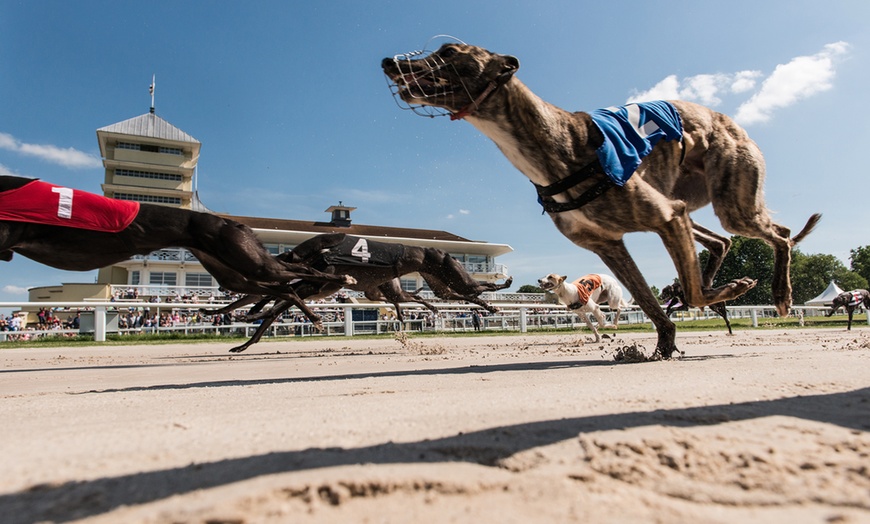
[577,309,601,343]
[591,240,677,358]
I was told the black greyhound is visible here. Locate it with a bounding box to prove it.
[216,233,512,352]
[825,289,870,330]
[0,176,353,325]
[661,281,733,335]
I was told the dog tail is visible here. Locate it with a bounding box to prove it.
[791,213,822,245]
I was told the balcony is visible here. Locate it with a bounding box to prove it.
[462,262,508,277]
[130,248,200,263]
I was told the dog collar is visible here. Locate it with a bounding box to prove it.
[450,70,515,121]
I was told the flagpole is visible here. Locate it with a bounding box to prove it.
[149,74,156,114]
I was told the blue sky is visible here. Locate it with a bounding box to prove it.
[1,1,868,303]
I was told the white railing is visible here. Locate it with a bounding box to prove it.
[0,301,862,344]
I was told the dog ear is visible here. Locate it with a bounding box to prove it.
[498,54,520,75]
[558,275,567,283]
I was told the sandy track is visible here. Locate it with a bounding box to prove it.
[1,328,868,523]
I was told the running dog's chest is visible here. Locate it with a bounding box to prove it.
[0,180,139,232]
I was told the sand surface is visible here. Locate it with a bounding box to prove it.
[1,328,868,523]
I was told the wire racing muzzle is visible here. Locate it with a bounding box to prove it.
[383,35,470,118]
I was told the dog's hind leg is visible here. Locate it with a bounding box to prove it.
[709,302,733,335]
[691,222,732,289]
[204,294,265,316]
[655,203,757,309]
[194,216,352,287]
[229,300,294,353]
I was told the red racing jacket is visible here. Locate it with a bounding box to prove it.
[0,179,139,233]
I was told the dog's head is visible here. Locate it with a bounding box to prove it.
[382,38,519,118]
[660,282,683,302]
[537,274,567,291]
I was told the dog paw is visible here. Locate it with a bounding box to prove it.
[731,277,757,291]
[343,275,357,285]
[721,277,757,299]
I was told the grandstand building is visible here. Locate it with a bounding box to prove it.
[27,109,512,303]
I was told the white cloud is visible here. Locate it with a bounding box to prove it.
[627,75,680,103]
[734,42,850,125]
[459,209,470,215]
[0,132,101,169]
[626,42,849,126]
[731,70,761,93]
[0,163,17,175]
[628,71,761,106]
[2,285,29,295]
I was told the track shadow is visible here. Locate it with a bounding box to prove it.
[71,359,614,394]
[2,387,868,523]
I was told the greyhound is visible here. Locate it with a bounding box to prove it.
[537,273,628,342]
[218,233,512,352]
[661,281,733,335]
[0,176,354,325]
[382,41,820,358]
[825,289,869,330]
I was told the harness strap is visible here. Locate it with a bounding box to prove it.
[533,159,614,214]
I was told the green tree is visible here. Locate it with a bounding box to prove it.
[850,245,870,284]
[791,250,865,303]
[650,285,661,303]
[517,284,544,294]
[697,237,869,305]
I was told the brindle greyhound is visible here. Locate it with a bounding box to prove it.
[215,233,512,353]
[825,289,870,330]
[382,41,820,358]
[660,281,732,335]
[0,175,354,324]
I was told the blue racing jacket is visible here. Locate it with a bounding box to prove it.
[590,101,683,186]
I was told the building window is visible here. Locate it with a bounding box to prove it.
[149,272,177,286]
[130,271,140,285]
[116,142,183,155]
[114,193,182,205]
[115,169,183,182]
[185,273,214,287]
